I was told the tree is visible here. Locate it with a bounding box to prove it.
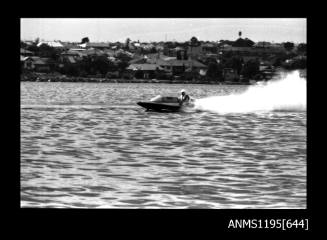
[38,44,59,60]
[116,51,132,62]
[176,50,182,60]
[297,43,307,54]
[61,63,80,76]
[150,47,157,54]
[190,36,199,47]
[232,38,254,47]
[183,50,188,60]
[189,36,199,70]
[117,60,129,72]
[81,37,90,44]
[26,43,39,54]
[206,62,222,81]
[283,42,295,52]
[225,56,243,75]
[93,55,111,75]
[21,41,28,49]
[241,59,260,79]
[125,38,131,50]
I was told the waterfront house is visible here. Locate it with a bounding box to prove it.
[105,70,120,79]
[23,56,51,72]
[148,58,207,76]
[60,50,85,63]
[20,48,34,56]
[126,63,166,79]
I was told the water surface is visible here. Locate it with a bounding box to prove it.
[21,82,306,208]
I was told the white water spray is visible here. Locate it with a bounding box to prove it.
[194,70,306,114]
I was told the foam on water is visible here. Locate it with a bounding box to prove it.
[194,70,306,114]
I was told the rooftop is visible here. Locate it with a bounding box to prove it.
[127,63,164,71]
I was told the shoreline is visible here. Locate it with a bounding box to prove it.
[20,69,305,85]
[20,73,251,85]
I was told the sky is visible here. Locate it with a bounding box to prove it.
[20,18,306,43]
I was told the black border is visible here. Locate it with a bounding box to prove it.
[12,7,316,234]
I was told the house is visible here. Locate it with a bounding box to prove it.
[201,43,218,54]
[148,58,207,76]
[84,48,105,56]
[37,41,64,48]
[86,42,110,50]
[60,50,86,63]
[22,56,51,72]
[173,47,188,60]
[103,49,116,57]
[129,53,173,65]
[187,45,202,58]
[254,41,272,48]
[140,43,155,51]
[61,42,84,51]
[23,40,34,46]
[105,71,120,79]
[60,55,77,64]
[126,63,166,79]
[59,49,87,63]
[20,48,34,56]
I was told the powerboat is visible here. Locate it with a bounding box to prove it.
[137,95,194,112]
[137,95,181,112]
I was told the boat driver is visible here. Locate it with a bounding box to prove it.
[180,89,190,104]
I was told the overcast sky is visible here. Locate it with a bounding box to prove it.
[21,18,306,43]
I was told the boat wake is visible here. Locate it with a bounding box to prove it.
[193,70,306,114]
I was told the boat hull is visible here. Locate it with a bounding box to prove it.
[137,101,181,112]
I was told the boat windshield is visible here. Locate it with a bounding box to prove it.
[150,95,162,102]
[150,95,180,103]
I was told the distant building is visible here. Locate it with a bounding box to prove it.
[148,58,207,75]
[61,42,84,51]
[37,41,64,48]
[20,48,34,56]
[22,56,52,72]
[201,43,218,55]
[86,42,110,50]
[254,41,272,48]
[83,48,105,56]
[60,50,86,63]
[187,45,202,58]
[126,63,165,79]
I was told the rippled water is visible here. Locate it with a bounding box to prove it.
[20,82,306,208]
